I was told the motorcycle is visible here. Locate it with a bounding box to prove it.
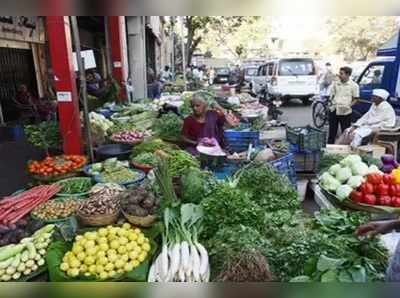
[258,85,283,121]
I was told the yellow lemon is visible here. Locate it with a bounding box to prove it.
[128,251,138,260]
[117,246,127,255]
[142,243,151,252]
[97,257,109,266]
[138,252,147,262]
[131,260,140,268]
[86,247,98,256]
[79,264,88,273]
[69,258,81,268]
[128,232,138,241]
[119,237,128,245]
[124,263,133,272]
[134,247,142,255]
[107,249,117,257]
[84,232,96,241]
[99,243,109,252]
[98,237,108,244]
[60,262,69,271]
[75,235,84,241]
[84,240,96,250]
[104,263,114,272]
[99,271,108,280]
[68,268,79,277]
[133,228,141,234]
[125,243,135,252]
[121,254,129,262]
[72,244,84,255]
[136,236,145,245]
[98,228,108,237]
[122,223,131,230]
[96,251,106,259]
[115,259,124,269]
[84,256,95,266]
[96,265,104,274]
[117,269,124,274]
[76,252,86,261]
[110,240,120,250]
[88,265,97,274]
[108,254,118,263]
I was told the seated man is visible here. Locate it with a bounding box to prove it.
[337,89,396,148]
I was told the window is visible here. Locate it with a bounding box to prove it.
[359,64,385,87]
[278,59,316,76]
[267,63,274,76]
[245,68,258,76]
[260,65,267,76]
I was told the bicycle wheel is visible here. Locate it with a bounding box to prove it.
[312,101,328,128]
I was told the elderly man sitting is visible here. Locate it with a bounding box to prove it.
[337,89,396,148]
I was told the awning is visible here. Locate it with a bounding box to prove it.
[377,31,399,57]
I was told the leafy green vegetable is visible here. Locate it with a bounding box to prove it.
[153,112,183,141]
[180,167,217,204]
[236,162,300,212]
[318,154,345,174]
[25,121,61,154]
[201,182,264,239]
[132,152,157,166]
[167,150,200,178]
[131,138,175,157]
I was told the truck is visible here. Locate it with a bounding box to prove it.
[353,30,400,120]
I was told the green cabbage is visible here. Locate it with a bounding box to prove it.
[328,164,342,176]
[340,155,362,168]
[336,185,353,201]
[347,175,365,189]
[368,164,382,175]
[336,167,352,183]
[321,173,341,192]
[351,162,369,177]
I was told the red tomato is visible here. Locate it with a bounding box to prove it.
[367,173,383,185]
[350,191,363,203]
[363,194,377,205]
[380,195,392,206]
[389,185,398,197]
[359,183,375,194]
[383,174,396,185]
[391,197,400,208]
[376,184,389,196]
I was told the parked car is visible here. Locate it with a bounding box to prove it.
[251,58,318,105]
[213,68,231,84]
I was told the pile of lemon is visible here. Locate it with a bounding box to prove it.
[60,223,151,279]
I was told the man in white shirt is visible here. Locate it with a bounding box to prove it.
[338,89,396,148]
[328,66,360,144]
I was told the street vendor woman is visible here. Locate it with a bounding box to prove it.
[182,92,237,155]
[356,219,400,281]
[337,89,396,148]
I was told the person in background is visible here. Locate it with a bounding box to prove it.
[147,68,162,99]
[319,62,335,99]
[355,219,400,281]
[209,68,215,85]
[182,92,237,155]
[160,65,172,82]
[337,89,396,148]
[328,66,359,144]
[86,71,111,98]
[371,69,382,85]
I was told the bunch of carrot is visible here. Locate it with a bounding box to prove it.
[28,155,87,177]
[0,184,61,224]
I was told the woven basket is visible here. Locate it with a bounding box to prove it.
[121,209,156,227]
[77,210,119,226]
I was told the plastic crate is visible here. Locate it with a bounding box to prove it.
[224,130,260,153]
[268,152,297,188]
[213,162,243,180]
[286,125,326,152]
[289,144,321,173]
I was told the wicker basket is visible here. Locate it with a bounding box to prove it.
[121,209,156,227]
[77,210,119,226]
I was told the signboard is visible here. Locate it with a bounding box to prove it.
[0,16,45,44]
[57,91,72,102]
[72,50,97,71]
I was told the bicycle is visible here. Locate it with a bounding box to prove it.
[312,95,331,129]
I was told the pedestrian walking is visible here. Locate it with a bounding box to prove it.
[328,66,359,144]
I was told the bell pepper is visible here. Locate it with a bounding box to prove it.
[392,168,400,184]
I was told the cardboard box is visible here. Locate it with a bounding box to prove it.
[324,145,353,155]
[357,144,386,159]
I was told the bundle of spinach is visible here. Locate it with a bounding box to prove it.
[24,121,61,155]
[153,112,183,141]
[180,167,217,204]
[317,153,345,175]
[200,182,264,239]
[235,161,300,212]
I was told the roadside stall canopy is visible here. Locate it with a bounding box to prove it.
[377,31,399,57]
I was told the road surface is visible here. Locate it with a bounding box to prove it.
[280,99,313,127]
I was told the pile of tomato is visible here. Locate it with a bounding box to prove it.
[28,155,87,177]
[350,173,400,207]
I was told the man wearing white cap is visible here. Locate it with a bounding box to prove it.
[338,88,396,148]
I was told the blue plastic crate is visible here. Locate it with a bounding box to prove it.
[224,130,260,153]
[213,161,243,180]
[269,153,297,188]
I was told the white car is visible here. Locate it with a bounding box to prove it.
[251,58,319,105]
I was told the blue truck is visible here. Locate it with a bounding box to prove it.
[353,30,400,120]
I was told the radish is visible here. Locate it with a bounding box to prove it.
[190,245,201,282]
[160,244,169,280]
[195,243,209,277]
[180,241,190,272]
[168,243,181,278]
